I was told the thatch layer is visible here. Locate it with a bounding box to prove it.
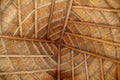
[0,0,68,79]
[0,0,120,80]
[60,0,120,80]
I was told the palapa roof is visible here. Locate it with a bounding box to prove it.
[0,0,120,80]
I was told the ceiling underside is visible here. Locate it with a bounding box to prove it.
[0,0,120,80]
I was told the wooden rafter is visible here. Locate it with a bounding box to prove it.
[57,45,61,80]
[60,0,73,42]
[84,54,89,80]
[63,44,120,64]
[118,64,120,80]
[68,21,120,30]
[65,32,120,47]
[18,0,22,37]
[0,35,51,42]
[0,55,55,57]
[72,6,120,12]
[47,0,55,39]
[0,0,2,34]
[35,0,38,38]
[71,50,75,80]
[99,58,104,80]
[57,0,73,80]
[0,69,57,75]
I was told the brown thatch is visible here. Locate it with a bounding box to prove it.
[0,0,120,80]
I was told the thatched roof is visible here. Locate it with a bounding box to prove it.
[0,0,120,80]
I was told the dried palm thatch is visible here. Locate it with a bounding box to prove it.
[0,0,120,80]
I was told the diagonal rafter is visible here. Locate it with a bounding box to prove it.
[35,0,38,38]
[68,20,120,30]
[18,0,22,37]
[0,69,57,75]
[47,0,55,39]
[0,0,2,34]
[118,64,120,80]
[65,32,120,47]
[99,58,104,80]
[71,50,75,80]
[63,44,120,64]
[0,35,51,42]
[84,54,89,80]
[0,55,55,57]
[72,6,120,12]
[57,0,73,80]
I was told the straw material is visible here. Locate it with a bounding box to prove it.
[0,0,120,80]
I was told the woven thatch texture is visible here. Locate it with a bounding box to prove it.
[0,0,71,79]
[60,0,120,80]
[48,0,68,41]
[1,0,120,80]
[0,39,57,80]
[0,0,68,39]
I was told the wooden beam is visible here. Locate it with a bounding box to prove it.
[47,0,55,39]
[60,0,73,42]
[72,50,75,80]
[99,58,104,80]
[57,0,73,80]
[57,45,61,80]
[18,0,22,37]
[0,69,57,75]
[35,0,38,38]
[65,32,120,47]
[84,54,89,80]
[118,64,120,80]
[0,55,55,57]
[0,35,51,42]
[0,0,2,34]
[68,21,120,30]
[63,44,120,64]
[72,6,120,12]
